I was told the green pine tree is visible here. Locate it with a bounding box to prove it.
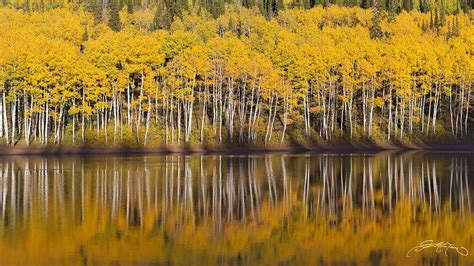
[447,20,452,37]
[85,0,103,23]
[440,0,446,25]
[454,14,459,35]
[370,0,384,39]
[421,19,427,31]
[429,9,434,29]
[107,0,121,32]
[434,6,440,33]
[153,1,172,29]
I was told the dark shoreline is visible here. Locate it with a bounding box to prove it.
[0,143,473,156]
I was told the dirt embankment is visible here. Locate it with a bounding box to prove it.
[0,142,473,156]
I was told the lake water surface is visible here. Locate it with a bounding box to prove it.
[0,152,473,265]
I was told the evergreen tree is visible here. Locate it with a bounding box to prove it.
[460,0,471,12]
[125,0,133,13]
[387,0,396,20]
[208,0,224,18]
[242,0,256,8]
[370,0,384,39]
[429,9,434,29]
[403,0,413,11]
[85,0,104,23]
[263,0,284,19]
[434,6,440,32]
[153,0,173,29]
[440,0,446,25]
[108,0,121,32]
[419,0,428,12]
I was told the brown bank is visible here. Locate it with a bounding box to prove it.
[0,142,473,156]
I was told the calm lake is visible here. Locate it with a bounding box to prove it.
[0,152,473,265]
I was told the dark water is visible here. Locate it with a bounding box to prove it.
[0,152,473,265]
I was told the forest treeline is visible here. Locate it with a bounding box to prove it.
[1,0,473,29]
[0,6,473,147]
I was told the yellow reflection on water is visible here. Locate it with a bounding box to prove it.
[0,153,472,265]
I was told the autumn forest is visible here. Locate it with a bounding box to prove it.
[0,4,473,148]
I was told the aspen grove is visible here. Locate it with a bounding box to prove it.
[0,6,473,147]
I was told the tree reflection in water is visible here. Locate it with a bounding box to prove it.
[0,153,472,265]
